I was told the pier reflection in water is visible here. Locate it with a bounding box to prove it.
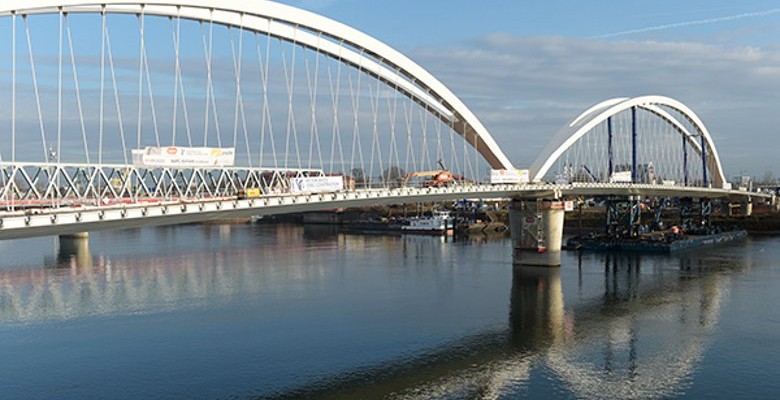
[0,223,774,399]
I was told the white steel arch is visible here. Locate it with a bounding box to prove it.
[0,0,514,170]
[529,95,726,188]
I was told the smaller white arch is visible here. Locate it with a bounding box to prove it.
[569,97,628,127]
[529,96,726,188]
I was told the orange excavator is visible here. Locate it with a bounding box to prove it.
[403,170,455,188]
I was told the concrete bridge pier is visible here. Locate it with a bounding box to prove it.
[510,198,565,267]
[58,232,93,268]
[743,198,753,216]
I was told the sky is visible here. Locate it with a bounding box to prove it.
[277,0,780,178]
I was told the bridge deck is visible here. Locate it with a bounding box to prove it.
[0,183,767,240]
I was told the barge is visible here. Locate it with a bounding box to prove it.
[566,230,748,253]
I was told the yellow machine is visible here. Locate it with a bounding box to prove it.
[237,188,262,199]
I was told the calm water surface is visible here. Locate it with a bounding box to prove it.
[0,223,779,399]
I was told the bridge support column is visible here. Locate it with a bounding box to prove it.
[510,199,564,267]
[58,232,92,268]
[743,199,753,216]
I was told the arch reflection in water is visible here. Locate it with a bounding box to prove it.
[544,253,729,399]
[271,252,736,400]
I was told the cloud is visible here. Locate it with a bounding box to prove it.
[591,8,780,39]
[410,34,780,175]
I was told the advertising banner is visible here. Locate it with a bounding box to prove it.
[132,147,235,168]
[291,176,344,194]
[490,169,530,184]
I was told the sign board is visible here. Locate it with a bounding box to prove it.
[291,176,344,194]
[490,169,530,184]
[609,170,632,183]
[662,180,677,186]
[723,182,733,190]
[132,147,235,167]
[564,200,575,212]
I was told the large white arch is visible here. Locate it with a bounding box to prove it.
[529,95,726,188]
[0,0,514,170]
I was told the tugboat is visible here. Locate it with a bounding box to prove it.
[402,210,454,235]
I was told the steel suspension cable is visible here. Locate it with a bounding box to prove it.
[176,19,192,147]
[23,15,49,162]
[201,17,222,148]
[255,30,277,168]
[368,74,383,185]
[447,120,460,179]
[304,41,324,171]
[419,108,429,171]
[348,65,366,184]
[171,16,179,146]
[311,45,324,171]
[99,9,106,163]
[385,71,401,177]
[139,14,160,147]
[280,37,299,168]
[326,50,345,174]
[11,13,16,163]
[136,10,145,149]
[57,11,63,163]
[199,20,210,146]
[104,21,129,164]
[435,118,443,171]
[403,95,417,175]
[65,14,90,163]
[229,25,251,167]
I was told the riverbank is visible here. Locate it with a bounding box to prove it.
[206,205,780,236]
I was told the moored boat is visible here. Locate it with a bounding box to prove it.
[401,210,454,235]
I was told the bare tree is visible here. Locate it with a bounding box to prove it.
[760,169,776,185]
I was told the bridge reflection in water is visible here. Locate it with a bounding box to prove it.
[0,226,742,399]
[267,252,734,399]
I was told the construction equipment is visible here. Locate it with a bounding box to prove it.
[403,170,455,188]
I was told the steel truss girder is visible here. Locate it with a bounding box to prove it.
[0,162,322,210]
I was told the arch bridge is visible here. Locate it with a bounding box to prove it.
[0,1,767,241]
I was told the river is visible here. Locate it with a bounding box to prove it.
[0,223,778,399]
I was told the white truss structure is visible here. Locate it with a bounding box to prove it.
[0,162,323,208]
